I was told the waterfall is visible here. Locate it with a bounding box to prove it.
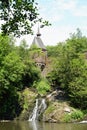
[38,99,47,115]
[29,99,38,121]
[41,99,47,109]
[29,98,46,121]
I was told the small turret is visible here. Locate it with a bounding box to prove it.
[31,24,46,50]
[37,25,41,37]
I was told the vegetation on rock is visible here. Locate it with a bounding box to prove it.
[17,88,37,120]
[34,79,51,95]
[43,101,84,123]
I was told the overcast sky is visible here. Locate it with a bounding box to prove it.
[16,0,87,46]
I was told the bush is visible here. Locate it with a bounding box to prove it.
[63,114,71,123]
[63,110,84,122]
[35,79,51,95]
[71,110,84,120]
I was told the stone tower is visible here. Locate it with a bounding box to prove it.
[31,26,47,71]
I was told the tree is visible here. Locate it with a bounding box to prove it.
[68,58,87,109]
[21,60,41,87]
[16,39,29,60]
[0,0,51,36]
[69,28,82,39]
[0,35,24,119]
[0,35,41,119]
[16,41,41,87]
[48,30,87,109]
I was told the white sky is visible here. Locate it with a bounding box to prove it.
[16,0,87,47]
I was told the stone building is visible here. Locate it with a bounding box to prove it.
[31,26,47,71]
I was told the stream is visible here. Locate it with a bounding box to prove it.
[0,121,87,130]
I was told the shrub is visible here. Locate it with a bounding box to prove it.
[36,79,51,95]
[63,110,84,122]
[63,114,71,122]
[71,110,84,120]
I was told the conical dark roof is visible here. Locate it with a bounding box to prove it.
[32,36,46,50]
[31,26,46,50]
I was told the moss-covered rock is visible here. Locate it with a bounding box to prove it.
[16,88,38,120]
[15,88,84,123]
[43,101,84,123]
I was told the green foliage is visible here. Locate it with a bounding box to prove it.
[48,29,87,109]
[0,35,15,61]
[44,103,56,115]
[15,40,41,88]
[1,51,24,89]
[0,0,51,36]
[29,44,42,59]
[0,35,24,119]
[63,114,71,123]
[15,39,31,63]
[35,79,51,95]
[0,35,41,119]
[0,0,38,36]
[21,88,37,110]
[22,60,41,87]
[17,88,38,120]
[47,43,64,58]
[71,110,84,120]
[63,110,84,122]
[0,88,22,120]
[17,39,29,60]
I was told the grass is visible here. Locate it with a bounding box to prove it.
[62,109,84,122]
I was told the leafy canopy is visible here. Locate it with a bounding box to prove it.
[0,35,41,119]
[0,0,51,36]
[48,29,87,109]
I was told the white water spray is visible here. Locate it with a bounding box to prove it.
[29,99,38,121]
[29,98,46,121]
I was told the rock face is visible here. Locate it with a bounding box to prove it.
[42,89,84,123]
[16,88,84,122]
[42,101,73,123]
[17,88,38,120]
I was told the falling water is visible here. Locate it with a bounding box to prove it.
[42,99,47,109]
[29,99,38,121]
[38,99,47,115]
[29,98,47,121]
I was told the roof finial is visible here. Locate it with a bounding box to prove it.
[37,23,41,37]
